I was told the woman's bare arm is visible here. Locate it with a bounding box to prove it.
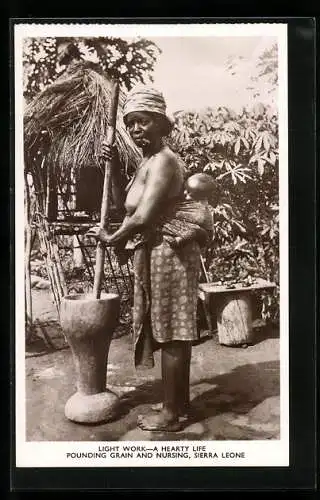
[106,153,176,244]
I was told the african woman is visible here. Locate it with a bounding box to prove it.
[87,86,213,431]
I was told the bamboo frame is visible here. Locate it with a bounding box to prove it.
[24,172,33,340]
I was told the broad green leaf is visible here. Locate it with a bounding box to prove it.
[263,133,271,152]
[257,158,266,176]
[269,151,277,165]
[234,138,241,155]
[241,137,250,149]
[254,134,263,152]
[249,154,258,164]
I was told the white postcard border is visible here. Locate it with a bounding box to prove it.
[14,22,289,468]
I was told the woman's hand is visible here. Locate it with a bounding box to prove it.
[86,226,113,244]
[100,141,117,162]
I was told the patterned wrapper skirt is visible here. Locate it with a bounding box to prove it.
[133,239,201,367]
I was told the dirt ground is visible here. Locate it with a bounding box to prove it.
[25,287,280,442]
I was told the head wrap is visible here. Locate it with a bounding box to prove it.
[123,85,173,136]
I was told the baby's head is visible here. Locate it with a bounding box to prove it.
[185,173,215,202]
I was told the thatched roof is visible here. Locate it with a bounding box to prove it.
[24,62,141,178]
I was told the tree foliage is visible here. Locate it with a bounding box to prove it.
[226,43,278,102]
[23,37,161,100]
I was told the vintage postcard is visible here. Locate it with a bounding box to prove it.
[14,22,289,468]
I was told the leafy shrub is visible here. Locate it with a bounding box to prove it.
[169,103,279,322]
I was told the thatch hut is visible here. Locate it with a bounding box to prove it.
[24,62,141,328]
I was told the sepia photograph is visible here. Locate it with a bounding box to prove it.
[14,23,289,467]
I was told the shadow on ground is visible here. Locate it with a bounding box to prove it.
[113,359,279,441]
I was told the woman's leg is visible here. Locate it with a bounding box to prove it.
[151,341,192,417]
[179,341,192,414]
[162,341,188,417]
[138,341,191,431]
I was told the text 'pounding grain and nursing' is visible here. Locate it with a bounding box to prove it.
[65,445,246,461]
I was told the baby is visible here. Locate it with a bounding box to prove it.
[185,172,215,202]
[158,173,215,248]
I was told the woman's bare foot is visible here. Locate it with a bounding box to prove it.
[137,410,182,432]
[151,402,191,421]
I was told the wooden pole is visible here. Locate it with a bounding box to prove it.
[24,172,33,337]
[200,255,210,283]
[93,80,120,299]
